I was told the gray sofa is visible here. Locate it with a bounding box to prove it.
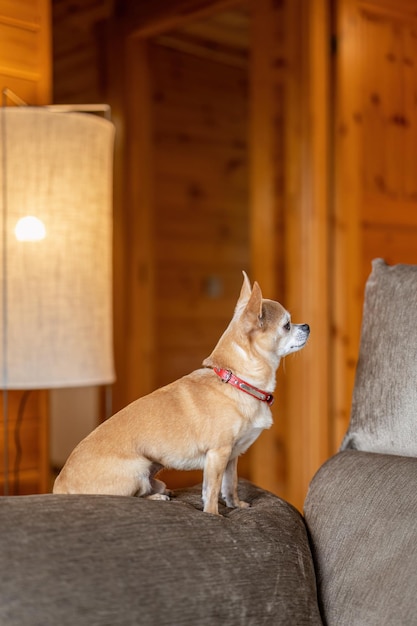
[1,259,416,625]
[305,258,417,625]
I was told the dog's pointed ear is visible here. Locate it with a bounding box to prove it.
[235,271,252,312]
[243,281,263,326]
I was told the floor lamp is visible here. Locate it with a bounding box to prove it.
[1,101,115,495]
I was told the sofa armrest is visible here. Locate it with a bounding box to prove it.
[0,480,322,626]
[304,450,417,626]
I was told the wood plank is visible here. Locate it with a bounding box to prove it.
[0,390,49,494]
[0,0,51,496]
[178,9,249,49]
[0,0,43,25]
[36,0,51,103]
[359,0,417,20]
[284,0,331,509]
[149,36,250,440]
[124,38,156,404]
[362,225,417,283]
[249,0,288,497]
[332,0,417,453]
[358,6,417,201]
[332,0,363,451]
[363,194,417,225]
[0,23,43,75]
[0,74,39,103]
[119,0,246,38]
[155,265,246,299]
[403,23,417,200]
[154,7,249,68]
[155,34,248,68]
[105,22,128,413]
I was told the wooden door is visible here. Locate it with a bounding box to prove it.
[332,0,417,448]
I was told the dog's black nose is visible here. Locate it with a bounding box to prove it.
[301,324,310,333]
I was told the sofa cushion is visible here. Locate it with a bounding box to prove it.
[341,258,417,456]
[0,481,322,626]
[304,450,417,626]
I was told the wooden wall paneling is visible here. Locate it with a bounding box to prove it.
[109,2,253,490]
[249,0,288,497]
[0,390,49,494]
[110,2,250,420]
[360,2,417,267]
[36,389,49,492]
[123,36,156,405]
[402,16,417,201]
[284,0,331,509]
[0,0,51,494]
[110,0,333,502]
[149,25,251,488]
[38,0,52,102]
[52,0,114,104]
[150,40,249,390]
[0,0,51,103]
[331,0,363,450]
[361,8,404,198]
[105,22,128,413]
[333,0,417,450]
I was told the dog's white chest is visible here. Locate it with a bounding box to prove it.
[232,427,264,457]
[232,409,272,456]
[252,407,273,430]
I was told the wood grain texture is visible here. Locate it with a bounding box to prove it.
[0,0,51,103]
[332,0,417,450]
[284,0,331,509]
[0,0,51,495]
[51,0,417,506]
[249,0,287,497]
[0,391,49,494]
[149,41,249,390]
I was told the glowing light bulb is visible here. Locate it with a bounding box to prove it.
[14,216,46,241]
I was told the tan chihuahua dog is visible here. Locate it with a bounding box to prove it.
[53,273,309,514]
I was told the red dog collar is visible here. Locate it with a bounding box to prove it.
[212,367,274,407]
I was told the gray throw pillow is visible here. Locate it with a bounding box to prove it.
[341,258,417,456]
[304,450,417,626]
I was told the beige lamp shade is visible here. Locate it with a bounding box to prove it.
[0,107,115,389]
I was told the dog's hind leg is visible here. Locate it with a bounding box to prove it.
[146,478,170,501]
[145,462,171,501]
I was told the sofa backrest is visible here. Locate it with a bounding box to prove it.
[341,258,417,456]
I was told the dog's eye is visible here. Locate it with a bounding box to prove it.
[283,321,291,332]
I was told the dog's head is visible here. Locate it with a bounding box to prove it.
[232,272,310,360]
[204,272,310,379]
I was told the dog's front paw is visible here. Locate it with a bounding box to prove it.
[235,500,250,509]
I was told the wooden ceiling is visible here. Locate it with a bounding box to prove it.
[154,8,250,68]
[52,0,250,95]
[53,0,115,31]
